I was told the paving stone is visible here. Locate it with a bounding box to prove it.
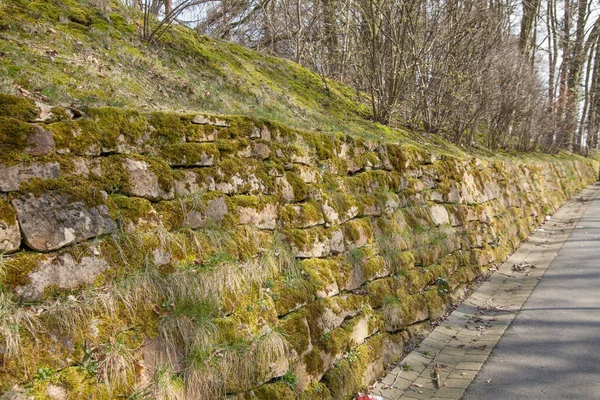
[420,338,447,351]
[387,378,413,391]
[446,314,470,326]
[454,303,479,315]
[372,385,404,399]
[461,353,489,363]
[415,344,441,358]
[439,325,460,336]
[442,378,472,389]
[391,377,414,390]
[433,352,461,367]
[446,338,469,348]
[403,353,433,369]
[412,376,436,390]
[439,346,467,357]
[394,369,421,382]
[453,331,482,342]
[422,366,452,383]
[455,361,483,371]
[446,370,477,380]
[380,372,399,386]
[402,387,437,399]
[478,332,502,342]
[427,331,454,343]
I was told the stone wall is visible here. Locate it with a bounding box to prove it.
[0,95,598,399]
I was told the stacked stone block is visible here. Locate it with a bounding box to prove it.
[0,95,597,399]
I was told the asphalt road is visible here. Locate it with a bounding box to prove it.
[462,194,600,400]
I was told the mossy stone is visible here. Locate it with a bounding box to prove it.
[252,381,296,399]
[147,111,190,144]
[0,94,38,121]
[83,107,146,151]
[0,117,32,164]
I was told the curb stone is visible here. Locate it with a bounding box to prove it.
[368,183,600,400]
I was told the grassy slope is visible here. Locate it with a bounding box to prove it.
[1,0,589,164]
[0,0,413,142]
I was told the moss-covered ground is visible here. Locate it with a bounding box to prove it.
[0,0,408,141]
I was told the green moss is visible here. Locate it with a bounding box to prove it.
[153,200,183,231]
[92,154,173,196]
[403,268,434,294]
[214,158,274,194]
[1,251,43,288]
[299,384,332,400]
[424,289,448,320]
[398,251,416,270]
[231,194,260,209]
[0,197,17,225]
[279,200,325,229]
[284,171,308,202]
[47,119,100,156]
[59,366,111,399]
[160,143,219,166]
[342,218,373,247]
[272,273,316,316]
[382,294,429,332]
[83,107,146,151]
[252,381,295,399]
[18,175,108,208]
[346,170,401,194]
[215,138,250,155]
[303,348,325,377]
[322,191,360,225]
[214,115,258,139]
[322,334,385,399]
[0,94,38,121]
[146,111,190,144]
[94,155,128,193]
[318,325,352,357]
[283,226,329,257]
[362,256,387,280]
[280,312,310,354]
[364,151,381,167]
[0,117,32,164]
[299,131,336,159]
[299,258,342,298]
[186,124,217,142]
[110,194,157,231]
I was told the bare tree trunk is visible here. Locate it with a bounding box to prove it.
[566,0,589,151]
[557,0,571,150]
[578,39,593,152]
[321,0,339,77]
[520,0,541,58]
[588,40,600,149]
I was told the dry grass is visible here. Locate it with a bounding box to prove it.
[0,256,41,370]
[0,292,40,364]
[2,228,296,396]
[143,364,185,400]
[96,335,139,392]
[181,330,290,399]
